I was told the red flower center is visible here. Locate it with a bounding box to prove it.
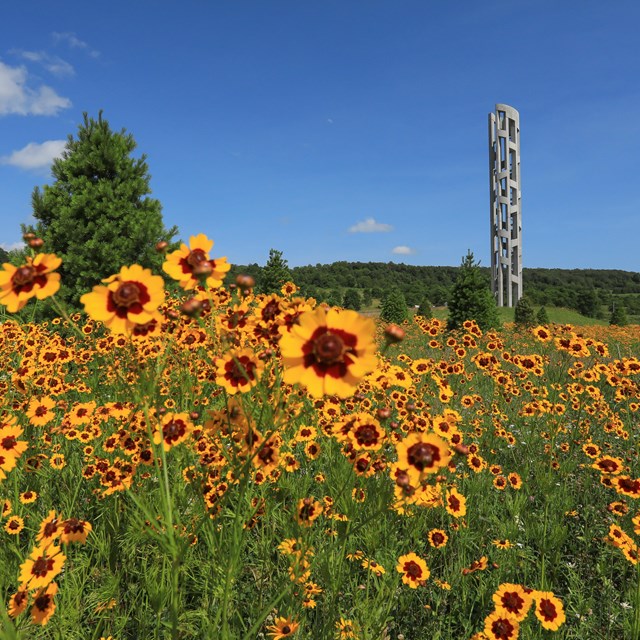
[492,618,515,639]
[31,556,55,577]
[12,265,36,287]
[404,560,422,579]
[113,282,142,308]
[186,249,209,268]
[313,332,345,365]
[407,442,439,470]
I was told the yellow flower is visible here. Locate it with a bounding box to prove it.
[215,348,264,395]
[80,264,165,335]
[396,552,430,588]
[0,253,61,312]
[162,233,230,290]
[280,307,377,398]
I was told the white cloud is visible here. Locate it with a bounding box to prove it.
[348,217,393,233]
[0,61,71,116]
[392,245,416,255]
[0,241,25,253]
[1,140,66,170]
[11,49,75,77]
[52,31,100,58]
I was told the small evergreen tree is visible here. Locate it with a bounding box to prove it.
[447,251,499,331]
[514,295,535,327]
[259,249,292,294]
[380,287,408,324]
[609,303,628,327]
[536,305,550,325]
[28,111,177,307]
[342,288,362,311]
[416,297,432,319]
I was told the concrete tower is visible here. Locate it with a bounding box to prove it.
[489,104,522,307]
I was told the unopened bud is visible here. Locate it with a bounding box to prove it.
[155,241,169,253]
[384,324,405,343]
[377,407,391,420]
[192,261,213,279]
[23,232,36,241]
[181,298,203,317]
[27,237,44,249]
[190,411,199,420]
[454,443,469,455]
[236,274,255,290]
[166,309,180,320]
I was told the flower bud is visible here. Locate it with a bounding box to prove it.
[27,237,44,249]
[236,274,255,291]
[155,241,169,253]
[181,298,203,317]
[384,324,405,343]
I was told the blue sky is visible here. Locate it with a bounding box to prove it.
[1,1,638,270]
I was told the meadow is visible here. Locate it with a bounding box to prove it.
[1,237,640,639]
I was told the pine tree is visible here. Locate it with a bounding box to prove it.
[380,287,408,324]
[609,303,628,326]
[416,297,432,319]
[28,112,177,306]
[447,251,500,331]
[514,295,535,327]
[259,249,292,294]
[536,305,550,325]
[342,288,362,311]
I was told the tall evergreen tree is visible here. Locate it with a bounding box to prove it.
[609,303,628,326]
[514,295,536,327]
[380,287,408,324]
[27,112,177,306]
[447,251,500,331]
[259,249,292,294]
[536,305,550,325]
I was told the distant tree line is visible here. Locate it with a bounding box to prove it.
[227,259,640,320]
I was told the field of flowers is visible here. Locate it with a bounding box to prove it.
[1,235,640,639]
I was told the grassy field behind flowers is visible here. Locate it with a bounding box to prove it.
[2,236,640,639]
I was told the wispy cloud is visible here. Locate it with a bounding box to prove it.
[1,140,66,171]
[10,49,75,77]
[0,241,25,252]
[0,61,71,116]
[348,217,393,233]
[392,245,416,255]
[52,31,100,58]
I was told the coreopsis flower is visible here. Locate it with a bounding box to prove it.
[162,233,230,290]
[0,253,61,312]
[266,616,299,639]
[427,528,449,549]
[279,307,377,398]
[81,265,165,335]
[25,396,56,427]
[4,515,25,535]
[484,610,519,640]
[153,412,194,451]
[533,591,566,631]
[19,543,66,591]
[493,583,533,621]
[296,498,323,527]
[36,511,63,547]
[445,487,467,518]
[30,582,58,625]
[215,348,265,395]
[7,588,28,618]
[396,552,430,588]
[395,432,451,484]
[59,518,92,544]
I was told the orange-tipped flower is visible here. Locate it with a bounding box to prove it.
[279,307,377,398]
[162,233,230,290]
[0,253,61,312]
[80,264,165,335]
